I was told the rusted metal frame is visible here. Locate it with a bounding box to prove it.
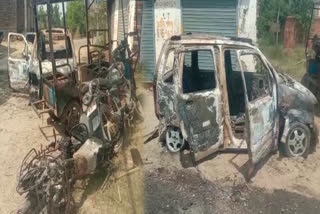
[237,49,252,158]
[85,0,91,64]
[78,45,106,64]
[107,0,112,63]
[35,0,74,5]
[46,0,57,84]
[88,29,110,49]
[30,100,52,118]
[88,0,96,10]
[42,76,54,88]
[61,1,69,67]
[78,45,87,64]
[217,45,235,149]
[33,4,44,99]
[79,31,109,65]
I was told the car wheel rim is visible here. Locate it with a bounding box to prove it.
[166,127,184,152]
[288,127,307,157]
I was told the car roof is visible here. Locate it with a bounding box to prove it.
[169,33,255,47]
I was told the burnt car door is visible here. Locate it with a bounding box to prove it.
[175,46,223,160]
[238,49,278,165]
[155,43,177,124]
[8,33,36,92]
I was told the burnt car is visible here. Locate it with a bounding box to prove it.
[154,34,318,165]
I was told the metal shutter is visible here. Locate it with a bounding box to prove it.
[140,0,155,82]
[118,0,129,41]
[182,0,237,70]
[182,0,237,36]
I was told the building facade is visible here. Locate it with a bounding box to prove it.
[139,0,257,82]
[0,0,35,36]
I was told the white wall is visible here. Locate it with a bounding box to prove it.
[128,0,136,49]
[111,0,136,50]
[154,0,181,62]
[238,0,257,42]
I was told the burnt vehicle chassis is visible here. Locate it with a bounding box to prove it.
[154,34,318,165]
[26,0,82,132]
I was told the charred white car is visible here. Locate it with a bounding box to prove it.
[154,34,318,165]
[7,30,76,93]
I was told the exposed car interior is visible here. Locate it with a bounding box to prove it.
[224,49,246,139]
[224,49,272,139]
[182,50,216,93]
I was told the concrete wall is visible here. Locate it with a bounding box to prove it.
[238,0,257,43]
[154,0,181,62]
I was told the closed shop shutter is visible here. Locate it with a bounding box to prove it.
[140,0,155,82]
[118,0,129,41]
[182,0,237,36]
[182,0,237,70]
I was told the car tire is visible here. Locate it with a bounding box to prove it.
[165,126,185,153]
[283,122,311,158]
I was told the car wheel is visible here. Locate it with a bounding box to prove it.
[284,123,311,158]
[166,126,185,153]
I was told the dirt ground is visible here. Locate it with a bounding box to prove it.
[0,41,144,214]
[141,88,320,214]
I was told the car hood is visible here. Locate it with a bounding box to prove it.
[278,73,318,113]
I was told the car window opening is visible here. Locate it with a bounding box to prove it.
[239,53,272,102]
[38,33,73,61]
[182,50,216,94]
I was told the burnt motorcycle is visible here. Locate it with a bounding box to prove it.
[79,32,142,150]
